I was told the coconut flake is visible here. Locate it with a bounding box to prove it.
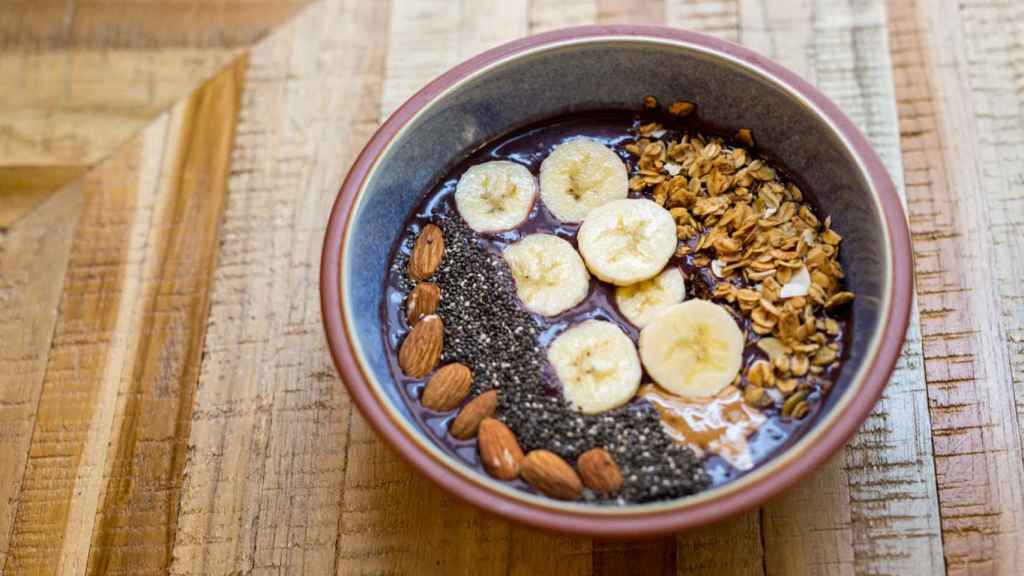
[763,206,778,217]
[756,336,788,360]
[801,228,816,246]
[664,162,682,176]
[779,265,811,298]
[711,259,727,278]
[651,128,667,138]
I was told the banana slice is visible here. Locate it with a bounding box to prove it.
[615,267,686,328]
[638,300,744,397]
[540,138,628,222]
[455,160,537,232]
[548,320,642,414]
[502,234,590,316]
[577,198,678,286]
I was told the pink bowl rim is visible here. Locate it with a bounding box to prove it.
[319,24,912,537]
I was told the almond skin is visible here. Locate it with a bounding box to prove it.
[421,363,472,411]
[577,448,624,495]
[478,418,523,481]
[408,224,444,280]
[450,390,497,439]
[520,450,582,501]
[406,282,440,325]
[397,315,443,377]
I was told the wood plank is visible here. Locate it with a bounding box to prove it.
[0,0,312,50]
[530,0,597,32]
[0,181,85,569]
[0,0,311,168]
[596,0,664,24]
[593,537,676,575]
[736,2,945,574]
[0,49,235,167]
[888,0,1024,572]
[2,57,246,576]
[665,0,739,42]
[168,1,388,573]
[0,166,87,229]
[2,114,171,575]
[83,56,246,576]
[676,513,765,575]
[336,416,510,575]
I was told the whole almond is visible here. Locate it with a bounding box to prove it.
[408,224,444,280]
[397,315,443,377]
[478,418,523,480]
[421,363,472,411]
[577,448,624,495]
[406,282,440,325]
[450,390,497,439]
[520,450,582,501]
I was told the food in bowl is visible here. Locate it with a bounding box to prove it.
[383,98,854,504]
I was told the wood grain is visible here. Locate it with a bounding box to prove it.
[3,123,166,575]
[666,0,739,42]
[0,181,85,569]
[0,0,312,50]
[169,1,389,573]
[85,56,246,576]
[0,166,86,229]
[2,0,1023,573]
[676,513,765,575]
[889,0,1024,572]
[735,1,945,574]
[1,58,245,575]
[0,0,311,225]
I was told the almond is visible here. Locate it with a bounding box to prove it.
[408,224,444,280]
[478,418,523,480]
[421,363,472,411]
[450,390,497,439]
[519,450,582,501]
[406,282,440,325]
[577,448,624,495]
[397,315,443,377]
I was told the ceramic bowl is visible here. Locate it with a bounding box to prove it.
[320,25,912,537]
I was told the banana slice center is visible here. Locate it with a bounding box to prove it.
[565,153,606,199]
[481,175,518,213]
[598,216,650,262]
[511,252,561,297]
[573,348,617,387]
[668,323,729,369]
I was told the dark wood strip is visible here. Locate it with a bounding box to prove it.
[0,181,85,568]
[86,55,247,576]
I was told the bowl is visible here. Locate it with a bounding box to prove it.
[320,25,912,537]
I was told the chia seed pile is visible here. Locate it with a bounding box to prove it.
[393,213,710,503]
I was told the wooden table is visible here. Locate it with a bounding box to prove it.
[1,1,1021,574]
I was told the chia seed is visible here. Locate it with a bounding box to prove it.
[396,213,709,503]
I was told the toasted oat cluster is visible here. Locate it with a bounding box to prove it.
[626,99,854,418]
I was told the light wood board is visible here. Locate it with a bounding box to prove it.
[1,0,1022,573]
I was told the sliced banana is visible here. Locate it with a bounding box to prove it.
[577,198,678,286]
[639,300,744,397]
[548,320,642,414]
[540,138,628,222]
[503,234,590,316]
[615,267,686,328]
[455,160,537,232]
